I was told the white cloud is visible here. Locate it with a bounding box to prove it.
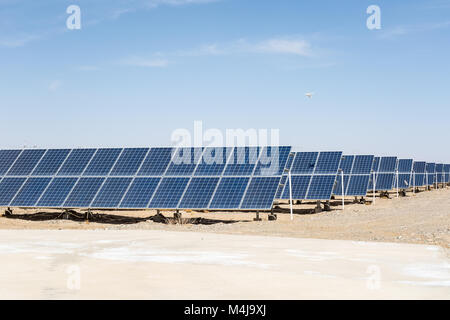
[379,20,450,39]
[49,80,62,91]
[0,34,41,48]
[119,56,169,67]
[177,37,313,57]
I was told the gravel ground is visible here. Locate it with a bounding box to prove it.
[1,187,449,250]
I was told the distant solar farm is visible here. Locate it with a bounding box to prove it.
[0,147,448,218]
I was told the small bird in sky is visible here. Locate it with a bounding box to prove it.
[305,92,314,98]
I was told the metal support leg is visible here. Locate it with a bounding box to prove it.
[254,211,262,222]
[324,201,331,212]
[315,201,322,213]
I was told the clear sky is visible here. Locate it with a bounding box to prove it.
[1,0,449,162]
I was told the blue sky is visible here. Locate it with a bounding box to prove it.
[1,0,449,162]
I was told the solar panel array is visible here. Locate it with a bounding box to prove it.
[333,155,374,196]
[0,146,291,210]
[277,151,343,200]
[412,161,426,187]
[368,156,398,191]
[395,159,413,189]
[425,162,436,186]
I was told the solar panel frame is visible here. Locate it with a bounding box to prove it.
[1,146,291,211]
[334,155,374,196]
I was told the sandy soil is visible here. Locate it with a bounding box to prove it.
[0,230,448,299]
[1,187,449,250]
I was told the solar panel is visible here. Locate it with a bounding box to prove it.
[137,148,173,176]
[209,177,250,209]
[165,147,203,176]
[37,178,79,207]
[279,151,343,200]
[412,161,426,187]
[119,177,161,209]
[110,148,149,176]
[10,177,52,207]
[194,147,229,176]
[63,177,105,207]
[368,156,398,191]
[222,147,260,176]
[83,148,122,176]
[334,155,374,196]
[240,176,281,209]
[148,177,190,208]
[0,177,27,206]
[32,149,71,176]
[395,159,413,189]
[0,150,22,175]
[435,164,444,183]
[444,164,450,183]
[425,163,436,185]
[0,146,290,211]
[57,149,96,176]
[254,146,291,176]
[6,149,46,176]
[178,177,220,209]
[91,177,133,208]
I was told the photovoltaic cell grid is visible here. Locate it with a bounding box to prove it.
[395,159,413,189]
[426,163,436,186]
[412,161,426,187]
[333,155,374,196]
[0,147,290,210]
[278,152,343,200]
[368,156,398,191]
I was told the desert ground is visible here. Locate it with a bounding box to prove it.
[1,187,449,249]
[0,187,449,299]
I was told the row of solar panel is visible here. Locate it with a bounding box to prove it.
[0,147,291,178]
[0,175,282,210]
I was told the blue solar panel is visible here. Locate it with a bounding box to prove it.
[335,155,373,196]
[83,148,122,176]
[339,155,354,174]
[6,149,45,176]
[110,148,149,176]
[119,177,161,208]
[306,175,337,199]
[138,148,174,176]
[32,149,71,176]
[57,149,96,176]
[397,159,413,173]
[435,164,444,183]
[194,147,229,176]
[397,173,412,189]
[444,164,450,183]
[178,177,219,209]
[91,178,132,208]
[0,177,26,205]
[148,177,189,208]
[374,173,395,190]
[333,174,350,195]
[372,157,380,172]
[275,175,287,199]
[412,173,425,187]
[165,147,203,176]
[352,155,374,174]
[240,177,280,209]
[413,161,426,173]
[379,157,397,172]
[346,175,370,196]
[223,147,260,176]
[284,153,295,171]
[315,152,342,174]
[37,178,78,207]
[426,163,436,174]
[254,146,291,176]
[63,178,105,207]
[0,150,21,175]
[209,177,249,209]
[281,175,311,199]
[290,152,318,174]
[10,178,52,207]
